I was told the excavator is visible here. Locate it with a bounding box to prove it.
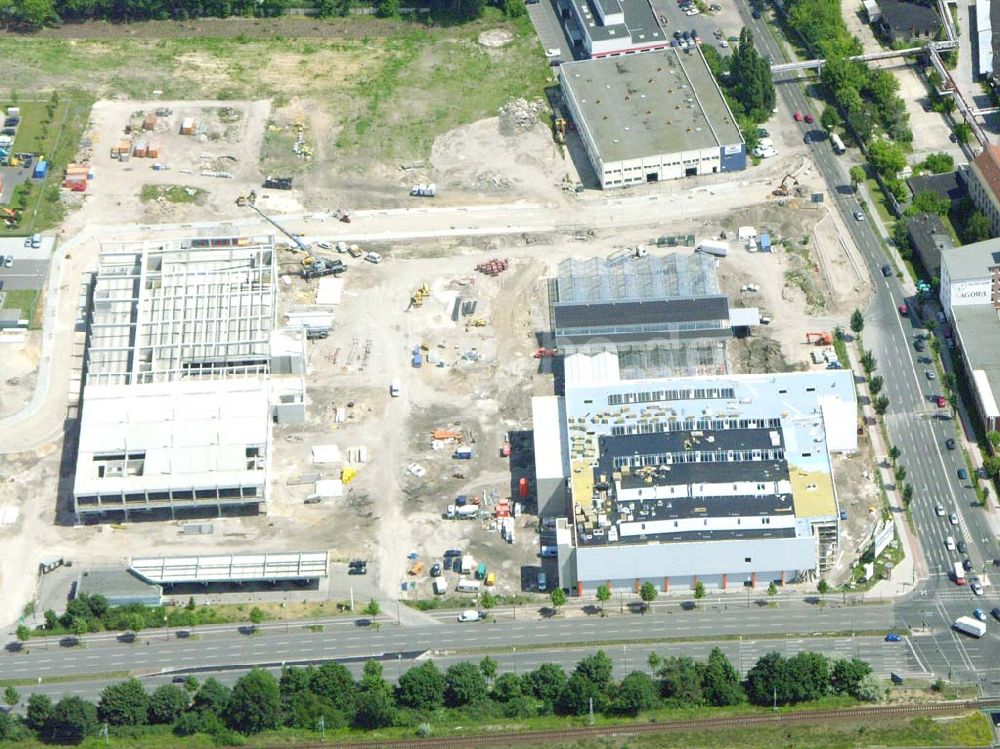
[772,173,798,197]
[235,190,257,208]
[408,283,431,310]
[806,332,833,346]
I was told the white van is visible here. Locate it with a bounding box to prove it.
[946,536,956,551]
[389,378,401,397]
[433,579,447,595]
[455,578,480,594]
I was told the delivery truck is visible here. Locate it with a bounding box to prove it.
[954,616,986,638]
[447,504,478,519]
[954,561,966,585]
[432,579,447,595]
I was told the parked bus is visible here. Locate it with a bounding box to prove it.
[830,133,846,155]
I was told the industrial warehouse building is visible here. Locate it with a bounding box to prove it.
[72,235,306,521]
[532,365,857,595]
[559,0,668,58]
[547,252,758,392]
[559,49,746,189]
[940,239,1000,432]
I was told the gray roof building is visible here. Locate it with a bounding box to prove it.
[76,569,163,607]
[876,0,941,41]
[906,212,954,277]
[559,49,746,189]
[906,171,965,204]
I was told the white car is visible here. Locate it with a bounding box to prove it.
[363,251,382,264]
[719,40,729,47]
[950,512,959,526]
[407,463,427,478]
[316,241,332,250]
[935,504,945,517]
[545,48,561,58]
[457,610,481,622]
[686,7,701,14]
[971,579,984,596]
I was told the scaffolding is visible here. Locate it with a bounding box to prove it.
[554,253,719,305]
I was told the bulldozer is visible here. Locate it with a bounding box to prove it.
[806,331,833,346]
[235,190,257,208]
[772,173,798,198]
[467,318,487,328]
[408,283,431,310]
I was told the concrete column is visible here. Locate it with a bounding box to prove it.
[751,572,757,588]
[692,575,698,590]
[577,582,583,597]
[662,576,669,593]
[780,570,785,585]
[634,578,640,593]
[721,574,727,590]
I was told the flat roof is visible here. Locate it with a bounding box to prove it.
[554,297,731,343]
[76,568,162,604]
[571,0,664,45]
[560,48,743,164]
[555,254,720,305]
[130,552,328,584]
[532,396,571,480]
[74,379,270,495]
[953,304,1000,412]
[941,238,1000,282]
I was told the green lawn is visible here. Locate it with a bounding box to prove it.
[1,289,40,327]
[139,185,206,204]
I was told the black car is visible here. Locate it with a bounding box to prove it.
[172,676,187,684]
[963,558,974,572]
[443,556,453,571]
[946,438,956,450]
[444,549,462,558]
[751,7,761,17]
[881,265,891,277]
[991,607,1000,622]
[348,559,368,575]
[915,340,925,352]
[430,563,442,577]
[957,539,967,554]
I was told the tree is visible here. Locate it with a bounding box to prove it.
[854,673,885,702]
[444,662,488,707]
[850,308,864,335]
[982,455,1000,479]
[964,211,992,243]
[943,372,957,393]
[894,464,906,483]
[874,395,890,415]
[0,711,17,741]
[746,651,789,706]
[492,672,523,702]
[71,617,88,636]
[907,191,950,217]
[830,658,872,696]
[817,579,830,595]
[574,650,614,692]
[15,624,30,642]
[375,0,398,15]
[784,652,830,702]
[902,483,914,505]
[954,123,972,144]
[310,663,357,715]
[595,584,611,611]
[921,152,954,174]
[657,656,704,704]
[192,678,230,715]
[701,647,745,706]
[639,581,658,612]
[26,693,53,732]
[693,581,706,601]
[227,668,281,734]
[728,28,776,119]
[44,696,98,744]
[479,656,498,683]
[502,0,526,16]
[525,663,567,707]
[869,375,884,396]
[867,140,906,177]
[820,105,839,132]
[3,686,19,709]
[612,671,659,715]
[363,599,381,617]
[849,165,866,191]
[550,588,566,611]
[480,591,498,610]
[860,349,877,374]
[396,661,445,711]
[147,684,189,724]
[353,687,396,729]
[889,445,900,461]
[13,0,56,27]
[989,430,1000,447]
[249,606,264,624]
[98,678,149,726]
[558,671,607,715]
[767,581,778,597]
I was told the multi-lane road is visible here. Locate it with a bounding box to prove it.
[740,0,1000,688]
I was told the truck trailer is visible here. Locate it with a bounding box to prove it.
[954,562,966,585]
[954,616,986,637]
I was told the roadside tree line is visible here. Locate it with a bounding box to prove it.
[0,648,884,745]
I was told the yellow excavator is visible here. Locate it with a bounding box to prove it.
[408,283,431,310]
[235,190,257,207]
[467,318,486,328]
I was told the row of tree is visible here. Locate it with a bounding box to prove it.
[0,648,882,745]
[702,29,776,151]
[3,0,494,28]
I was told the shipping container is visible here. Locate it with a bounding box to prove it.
[32,160,47,179]
[412,352,422,368]
[142,113,157,131]
[454,447,472,460]
[180,117,196,135]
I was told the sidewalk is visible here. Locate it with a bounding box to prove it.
[845,342,929,584]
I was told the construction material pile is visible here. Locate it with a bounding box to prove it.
[498,98,545,135]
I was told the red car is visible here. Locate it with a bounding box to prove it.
[935,396,946,408]
[898,303,908,316]
[804,113,815,124]
[793,111,803,122]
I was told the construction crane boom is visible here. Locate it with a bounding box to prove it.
[236,191,310,253]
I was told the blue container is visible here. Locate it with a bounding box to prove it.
[412,353,423,368]
[32,160,47,179]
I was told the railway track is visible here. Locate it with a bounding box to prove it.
[266,699,1000,748]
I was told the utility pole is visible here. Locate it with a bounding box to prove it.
[317,716,325,741]
[588,697,594,725]
[772,687,777,713]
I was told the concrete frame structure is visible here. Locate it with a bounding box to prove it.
[559,49,746,189]
[73,235,304,521]
[130,552,328,585]
[532,367,857,595]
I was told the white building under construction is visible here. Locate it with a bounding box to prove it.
[72,235,305,521]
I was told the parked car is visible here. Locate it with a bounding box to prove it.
[751,7,761,17]
[975,608,987,621]
[925,370,936,380]
[804,113,814,123]
[363,251,382,264]
[430,563,441,577]
[793,111,803,122]
[935,395,946,407]
[991,607,1000,622]
[958,468,969,481]
[884,633,902,642]
[946,438,956,450]
[545,48,561,58]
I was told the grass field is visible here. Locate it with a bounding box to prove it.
[0,90,94,236]
[0,12,551,173]
[139,184,206,204]
[1,288,41,327]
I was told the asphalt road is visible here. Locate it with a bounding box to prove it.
[739,0,999,689]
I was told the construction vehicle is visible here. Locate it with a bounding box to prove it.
[554,116,567,144]
[533,348,557,358]
[407,560,425,576]
[235,190,258,208]
[772,173,799,197]
[335,208,351,223]
[408,283,431,310]
[806,332,833,346]
[467,318,486,327]
[302,258,346,281]
[263,176,293,190]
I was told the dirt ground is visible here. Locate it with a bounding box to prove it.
[63,100,271,233]
[0,332,41,418]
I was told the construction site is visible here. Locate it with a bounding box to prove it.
[0,70,887,622]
